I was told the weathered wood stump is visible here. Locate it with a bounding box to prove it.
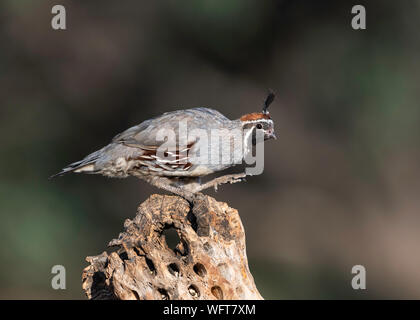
[82,194,262,300]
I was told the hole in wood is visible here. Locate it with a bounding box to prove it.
[187,210,198,232]
[211,286,223,300]
[92,271,106,286]
[188,284,200,298]
[162,225,181,251]
[168,263,180,277]
[193,263,207,277]
[131,290,140,300]
[158,288,169,300]
[145,256,156,275]
[118,251,128,261]
[132,247,141,256]
[90,271,116,299]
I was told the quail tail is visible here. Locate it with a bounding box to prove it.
[50,149,101,179]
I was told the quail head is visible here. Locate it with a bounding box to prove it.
[52,92,276,200]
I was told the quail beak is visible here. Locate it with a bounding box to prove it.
[264,131,277,141]
[267,131,277,140]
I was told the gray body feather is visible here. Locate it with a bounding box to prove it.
[52,108,245,179]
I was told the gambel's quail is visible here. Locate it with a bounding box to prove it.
[51,92,276,200]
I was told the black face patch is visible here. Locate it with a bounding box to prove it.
[260,121,272,131]
[242,119,275,145]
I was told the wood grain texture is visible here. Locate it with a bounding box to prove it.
[82,194,262,300]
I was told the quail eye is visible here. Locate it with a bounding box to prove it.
[256,123,263,129]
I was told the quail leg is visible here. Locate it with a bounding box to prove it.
[195,173,247,192]
[143,176,196,202]
[173,177,202,193]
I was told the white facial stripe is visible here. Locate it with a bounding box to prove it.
[242,119,273,125]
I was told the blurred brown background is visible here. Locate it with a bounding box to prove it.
[1,0,420,299]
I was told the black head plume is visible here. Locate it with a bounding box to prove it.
[262,90,275,114]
